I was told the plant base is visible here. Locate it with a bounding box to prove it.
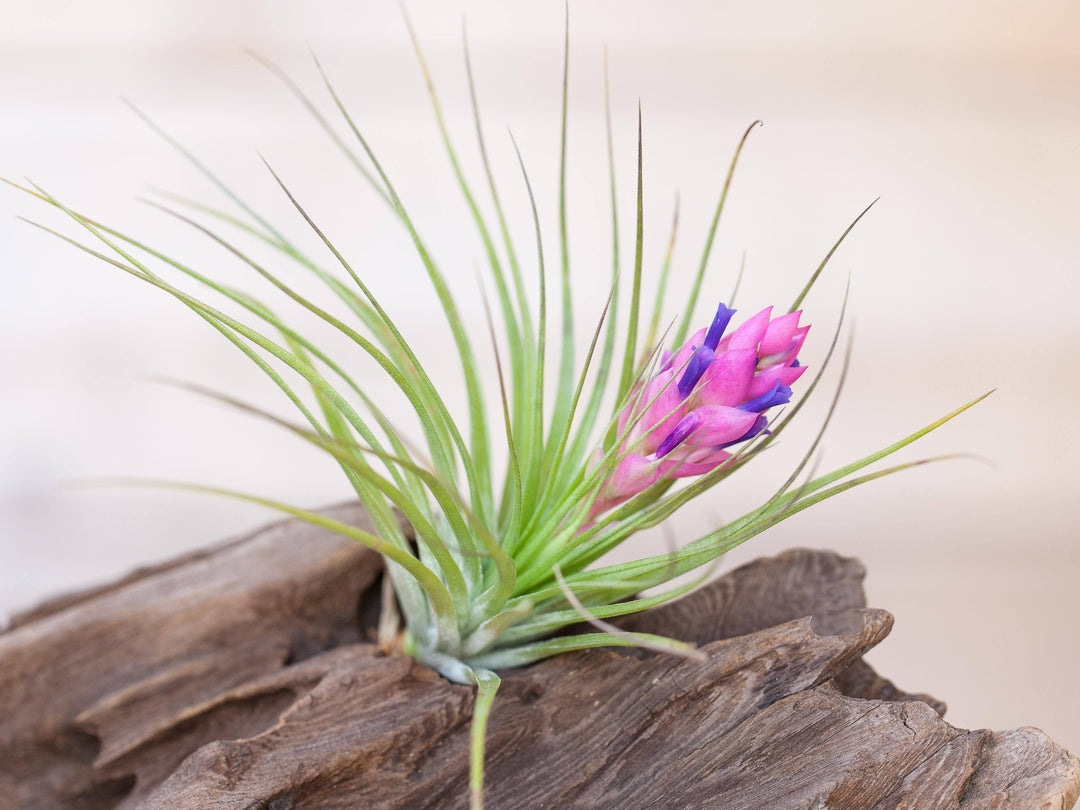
[2,503,1077,809]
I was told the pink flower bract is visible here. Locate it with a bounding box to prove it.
[589,303,809,518]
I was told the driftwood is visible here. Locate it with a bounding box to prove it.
[1,504,1077,809]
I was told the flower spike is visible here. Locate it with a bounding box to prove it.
[590,304,810,516]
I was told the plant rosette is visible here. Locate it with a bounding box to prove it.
[7,14,988,810]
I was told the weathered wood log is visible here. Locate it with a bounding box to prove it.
[1,504,1077,809]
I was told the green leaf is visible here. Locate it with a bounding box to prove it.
[673,119,761,345]
[644,192,680,354]
[560,49,623,488]
[312,52,496,528]
[790,199,877,312]
[616,106,646,402]
[542,8,578,487]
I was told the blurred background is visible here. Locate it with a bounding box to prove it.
[2,0,1077,754]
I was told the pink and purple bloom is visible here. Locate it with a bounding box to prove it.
[589,303,809,518]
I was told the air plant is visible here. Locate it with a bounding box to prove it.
[7,14,987,810]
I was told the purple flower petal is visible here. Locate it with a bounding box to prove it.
[677,345,715,398]
[737,379,792,412]
[703,302,737,350]
[657,412,702,457]
[670,328,707,375]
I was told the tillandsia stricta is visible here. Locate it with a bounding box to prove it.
[8,13,989,810]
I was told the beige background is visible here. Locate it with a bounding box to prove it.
[2,0,1078,756]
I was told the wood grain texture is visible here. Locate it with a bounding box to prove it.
[1,506,1076,809]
